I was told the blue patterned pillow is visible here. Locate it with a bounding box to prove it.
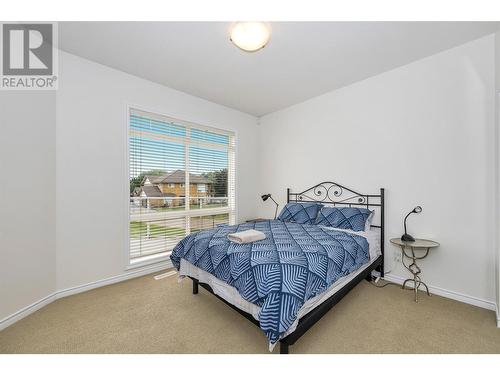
[277,202,323,224]
[315,206,372,232]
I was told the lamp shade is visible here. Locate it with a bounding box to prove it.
[261,194,271,201]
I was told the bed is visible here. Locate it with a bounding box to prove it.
[170,181,385,354]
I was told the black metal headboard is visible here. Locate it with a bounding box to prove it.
[287,182,385,259]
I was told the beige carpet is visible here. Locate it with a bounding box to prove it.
[1,271,500,354]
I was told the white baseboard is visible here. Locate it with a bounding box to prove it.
[56,260,172,299]
[0,293,57,331]
[0,260,172,331]
[383,274,497,312]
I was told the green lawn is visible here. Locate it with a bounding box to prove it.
[190,213,229,233]
[130,221,185,239]
[130,213,230,239]
[154,203,227,212]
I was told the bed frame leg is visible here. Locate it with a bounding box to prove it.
[280,342,289,354]
[192,279,199,294]
[378,263,385,278]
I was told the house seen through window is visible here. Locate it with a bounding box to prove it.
[129,108,236,264]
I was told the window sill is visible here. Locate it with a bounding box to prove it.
[126,252,172,271]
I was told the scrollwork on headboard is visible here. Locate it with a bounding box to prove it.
[293,182,368,205]
[287,181,384,230]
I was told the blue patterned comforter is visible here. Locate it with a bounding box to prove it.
[170,220,369,345]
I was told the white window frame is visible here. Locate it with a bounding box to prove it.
[124,104,237,269]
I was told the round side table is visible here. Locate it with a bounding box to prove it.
[390,238,439,302]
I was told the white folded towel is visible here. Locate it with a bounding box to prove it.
[227,229,266,244]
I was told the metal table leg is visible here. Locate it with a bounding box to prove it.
[400,246,430,302]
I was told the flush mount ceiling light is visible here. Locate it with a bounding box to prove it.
[230,22,271,52]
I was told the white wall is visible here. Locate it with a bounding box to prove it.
[495,30,500,321]
[0,91,56,320]
[56,51,259,291]
[257,35,497,305]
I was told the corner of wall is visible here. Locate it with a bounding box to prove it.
[495,28,500,325]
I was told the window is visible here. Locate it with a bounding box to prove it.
[128,108,235,264]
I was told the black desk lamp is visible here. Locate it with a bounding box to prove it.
[261,194,279,219]
[401,206,422,242]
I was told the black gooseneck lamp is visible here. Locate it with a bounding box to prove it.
[261,194,279,219]
[401,206,423,242]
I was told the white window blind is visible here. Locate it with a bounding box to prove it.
[128,108,236,264]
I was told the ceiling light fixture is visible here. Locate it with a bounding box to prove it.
[230,22,271,52]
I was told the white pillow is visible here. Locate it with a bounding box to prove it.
[364,210,375,232]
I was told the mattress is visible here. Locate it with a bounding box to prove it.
[178,227,381,340]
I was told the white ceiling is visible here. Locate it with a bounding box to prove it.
[59,22,499,116]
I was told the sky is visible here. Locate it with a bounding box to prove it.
[129,114,230,178]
